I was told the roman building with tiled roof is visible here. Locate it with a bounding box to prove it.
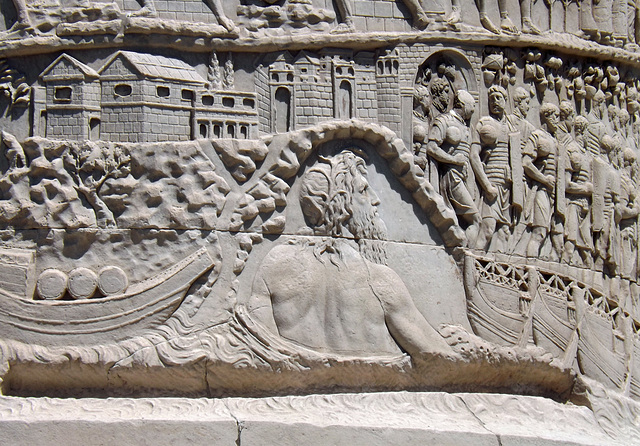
[38,53,101,141]
[98,51,207,143]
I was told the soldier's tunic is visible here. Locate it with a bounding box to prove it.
[505,113,535,146]
[523,129,557,229]
[593,156,620,272]
[586,111,607,157]
[614,0,629,42]
[475,116,512,226]
[619,172,637,279]
[593,0,615,36]
[429,110,478,218]
[505,112,532,212]
[628,0,639,44]
[563,133,593,251]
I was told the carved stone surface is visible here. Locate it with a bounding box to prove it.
[0,392,631,446]
[2,0,640,443]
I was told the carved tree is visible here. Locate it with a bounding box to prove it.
[63,143,131,228]
[223,55,234,90]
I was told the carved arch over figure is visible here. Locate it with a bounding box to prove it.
[241,119,465,247]
[416,50,478,95]
[411,50,479,202]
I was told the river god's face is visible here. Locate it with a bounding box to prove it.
[352,168,380,217]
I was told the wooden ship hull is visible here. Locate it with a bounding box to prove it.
[576,306,628,389]
[0,247,215,346]
[463,254,530,346]
[531,272,577,360]
[465,251,630,388]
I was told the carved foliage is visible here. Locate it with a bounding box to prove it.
[0,135,230,229]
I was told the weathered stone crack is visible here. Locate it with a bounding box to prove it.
[223,400,244,446]
[455,395,503,446]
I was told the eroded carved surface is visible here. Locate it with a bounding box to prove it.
[0,391,630,445]
[1,1,640,443]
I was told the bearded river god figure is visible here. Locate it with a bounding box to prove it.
[5,0,640,443]
[247,151,454,358]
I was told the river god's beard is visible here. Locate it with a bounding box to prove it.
[347,203,388,265]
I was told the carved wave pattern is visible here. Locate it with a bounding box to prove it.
[0,390,629,444]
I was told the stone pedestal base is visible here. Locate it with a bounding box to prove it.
[0,391,631,445]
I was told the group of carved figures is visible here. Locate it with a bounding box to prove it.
[7,0,236,31]
[414,57,640,291]
[4,0,640,49]
[448,0,640,47]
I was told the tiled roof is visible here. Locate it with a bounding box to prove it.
[41,54,99,79]
[101,51,206,84]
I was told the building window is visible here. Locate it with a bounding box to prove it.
[213,123,222,138]
[157,86,170,98]
[114,84,132,97]
[243,98,255,109]
[199,122,208,139]
[182,89,194,101]
[227,124,235,138]
[274,87,291,134]
[89,118,100,141]
[202,95,214,106]
[54,86,72,102]
[240,125,248,139]
[272,73,279,82]
[222,97,235,108]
